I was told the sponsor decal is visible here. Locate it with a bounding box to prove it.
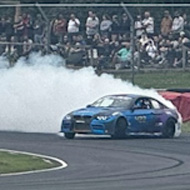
[135,115,147,123]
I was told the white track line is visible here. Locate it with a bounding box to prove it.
[0,149,68,177]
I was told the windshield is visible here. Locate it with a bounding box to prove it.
[91,96,133,108]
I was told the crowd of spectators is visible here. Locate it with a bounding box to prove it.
[0,9,190,69]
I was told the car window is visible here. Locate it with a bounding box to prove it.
[151,99,162,109]
[135,98,152,109]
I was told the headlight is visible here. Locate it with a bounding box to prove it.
[96,116,109,120]
[65,115,72,120]
[112,111,120,116]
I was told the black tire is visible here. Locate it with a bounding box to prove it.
[162,119,175,138]
[111,118,127,139]
[64,133,75,139]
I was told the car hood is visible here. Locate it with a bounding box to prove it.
[72,107,123,117]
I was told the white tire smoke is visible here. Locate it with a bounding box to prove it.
[0,53,175,133]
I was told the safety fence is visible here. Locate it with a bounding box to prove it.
[0,3,190,74]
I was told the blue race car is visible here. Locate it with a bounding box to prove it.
[60,94,181,139]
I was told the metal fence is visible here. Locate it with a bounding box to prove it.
[0,3,190,77]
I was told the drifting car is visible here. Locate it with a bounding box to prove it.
[60,94,181,139]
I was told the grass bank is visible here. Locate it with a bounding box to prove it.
[0,150,61,175]
[113,70,190,89]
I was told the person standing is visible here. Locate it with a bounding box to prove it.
[171,11,184,36]
[161,10,172,38]
[86,11,99,43]
[142,11,154,38]
[135,15,144,38]
[67,14,80,42]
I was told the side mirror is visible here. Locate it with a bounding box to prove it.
[86,105,92,108]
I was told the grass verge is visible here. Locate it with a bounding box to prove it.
[0,151,61,175]
[182,122,190,133]
[113,70,190,89]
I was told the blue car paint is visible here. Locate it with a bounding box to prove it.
[61,94,180,137]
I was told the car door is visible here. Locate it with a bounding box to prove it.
[148,99,165,132]
[127,98,156,132]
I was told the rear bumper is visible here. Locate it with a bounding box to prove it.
[174,121,181,137]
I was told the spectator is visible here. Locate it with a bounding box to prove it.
[0,17,7,36]
[67,14,80,42]
[97,38,112,69]
[88,33,103,66]
[135,15,144,38]
[111,40,121,65]
[22,35,33,57]
[120,13,130,38]
[52,14,67,43]
[22,13,33,38]
[5,36,19,67]
[161,10,172,38]
[179,31,190,44]
[142,11,154,37]
[66,42,85,66]
[86,11,99,42]
[114,42,131,69]
[111,15,120,41]
[62,35,69,45]
[5,17,14,42]
[173,43,183,68]
[0,17,14,42]
[171,11,184,36]
[100,14,112,38]
[57,35,70,59]
[73,34,86,45]
[139,33,149,48]
[0,33,7,56]
[163,43,175,67]
[145,39,157,60]
[33,14,45,44]
[14,15,24,42]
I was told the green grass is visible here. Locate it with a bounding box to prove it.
[0,151,61,174]
[114,71,190,89]
[182,122,190,133]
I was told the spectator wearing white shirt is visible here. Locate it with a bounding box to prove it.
[171,11,184,36]
[67,14,80,42]
[100,14,112,38]
[142,11,154,38]
[86,11,99,40]
[135,15,144,38]
[145,39,157,59]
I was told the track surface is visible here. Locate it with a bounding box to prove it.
[0,132,190,190]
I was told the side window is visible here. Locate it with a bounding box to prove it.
[135,98,152,109]
[151,99,162,109]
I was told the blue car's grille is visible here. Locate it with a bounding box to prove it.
[73,115,92,131]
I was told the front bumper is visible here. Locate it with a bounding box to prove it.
[61,117,116,135]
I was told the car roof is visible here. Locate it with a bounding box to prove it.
[107,94,149,99]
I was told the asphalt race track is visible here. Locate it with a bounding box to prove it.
[0,132,190,190]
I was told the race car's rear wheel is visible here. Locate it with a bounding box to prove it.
[162,119,175,138]
[111,118,127,139]
[64,133,75,139]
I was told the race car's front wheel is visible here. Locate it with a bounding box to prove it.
[64,133,75,139]
[111,118,127,139]
[162,119,175,138]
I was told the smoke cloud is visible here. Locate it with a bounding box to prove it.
[0,53,174,133]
